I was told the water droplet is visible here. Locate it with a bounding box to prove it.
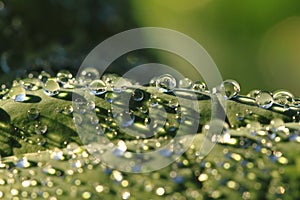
[255,91,274,109]
[82,191,92,199]
[36,135,46,146]
[88,80,107,95]
[168,99,179,108]
[116,110,135,127]
[9,85,26,102]
[113,140,127,157]
[156,187,165,196]
[179,78,193,89]
[79,67,99,84]
[50,148,65,160]
[198,173,208,182]
[73,114,83,125]
[247,89,260,98]
[122,191,131,200]
[27,108,39,120]
[132,89,144,101]
[43,79,60,96]
[38,71,51,83]
[219,79,240,100]
[56,70,72,85]
[63,105,73,115]
[42,165,58,175]
[156,74,176,93]
[15,157,31,168]
[87,101,95,110]
[273,90,294,107]
[193,81,206,92]
[105,92,118,103]
[35,124,47,135]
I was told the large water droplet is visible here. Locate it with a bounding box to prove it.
[88,80,107,95]
[255,91,274,109]
[219,79,240,100]
[9,85,26,102]
[156,74,176,93]
[43,79,60,96]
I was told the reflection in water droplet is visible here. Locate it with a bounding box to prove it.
[255,91,274,109]
[156,74,176,93]
[43,79,60,96]
[57,70,72,85]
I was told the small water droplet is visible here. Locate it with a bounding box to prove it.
[38,71,51,83]
[27,108,39,120]
[122,191,131,200]
[9,85,26,102]
[35,124,47,135]
[219,79,240,100]
[156,74,176,93]
[50,148,65,160]
[247,89,260,98]
[56,70,72,85]
[79,67,99,84]
[43,79,60,96]
[116,110,135,127]
[255,91,274,109]
[193,81,206,92]
[113,140,127,157]
[179,78,193,89]
[89,80,107,95]
[15,157,31,168]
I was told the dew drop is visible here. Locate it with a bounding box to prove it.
[27,108,39,120]
[116,110,135,127]
[33,123,47,135]
[156,74,176,93]
[79,67,99,84]
[88,80,107,95]
[219,79,240,100]
[192,81,206,92]
[273,90,294,107]
[56,70,72,85]
[179,78,193,89]
[38,71,51,83]
[43,79,60,96]
[247,89,260,98]
[255,91,274,109]
[122,191,131,200]
[15,157,31,168]
[9,85,26,102]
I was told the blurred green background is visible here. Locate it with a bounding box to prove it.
[1,0,300,95]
